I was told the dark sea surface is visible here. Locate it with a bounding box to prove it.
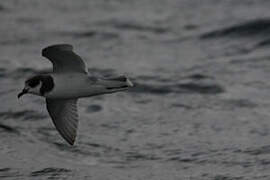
[1,0,270,179]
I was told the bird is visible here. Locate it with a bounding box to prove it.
[18,44,133,145]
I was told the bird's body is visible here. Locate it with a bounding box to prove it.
[43,73,131,99]
[18,44,133,145]
[45,73,97,99]
[45,73,94,99]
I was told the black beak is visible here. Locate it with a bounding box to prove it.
[17,88,28,99]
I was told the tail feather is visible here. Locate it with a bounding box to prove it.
[101,75,133,90]
[104,76,127,82]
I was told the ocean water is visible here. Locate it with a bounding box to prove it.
[1,0,270,179]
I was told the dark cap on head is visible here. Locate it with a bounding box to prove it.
[20,75,54,97]
[26,75,42,88]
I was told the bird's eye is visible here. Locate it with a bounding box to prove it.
[26,77,40,88]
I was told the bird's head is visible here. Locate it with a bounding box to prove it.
[18,75,54,98]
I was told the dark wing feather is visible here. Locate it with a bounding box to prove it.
[42,44,88,74]
[46,98,79,145]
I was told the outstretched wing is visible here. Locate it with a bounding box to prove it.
[42,44,88,74]
[46,98,79,145]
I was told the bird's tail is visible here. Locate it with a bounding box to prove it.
[100,75,133,92]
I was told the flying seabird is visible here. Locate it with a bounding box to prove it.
[18,44,133,145]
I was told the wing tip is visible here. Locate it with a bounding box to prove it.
[42,44,73,57]
[67,138,76,146]
[62,133,76,145]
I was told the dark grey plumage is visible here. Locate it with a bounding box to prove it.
[26,75,54,95]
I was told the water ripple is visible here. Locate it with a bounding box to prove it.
[0,168,21,178]
[0,4,5,12]
[0,110,47,121]
[85,104,102,113]
[97,19,169,34]
[30,167,71,177]
[131,82,224,95]
[238,145,270,156]
[125,151,161,161]
[61,30,119,40]
[201,19,270,39]
[0,123,19,134]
